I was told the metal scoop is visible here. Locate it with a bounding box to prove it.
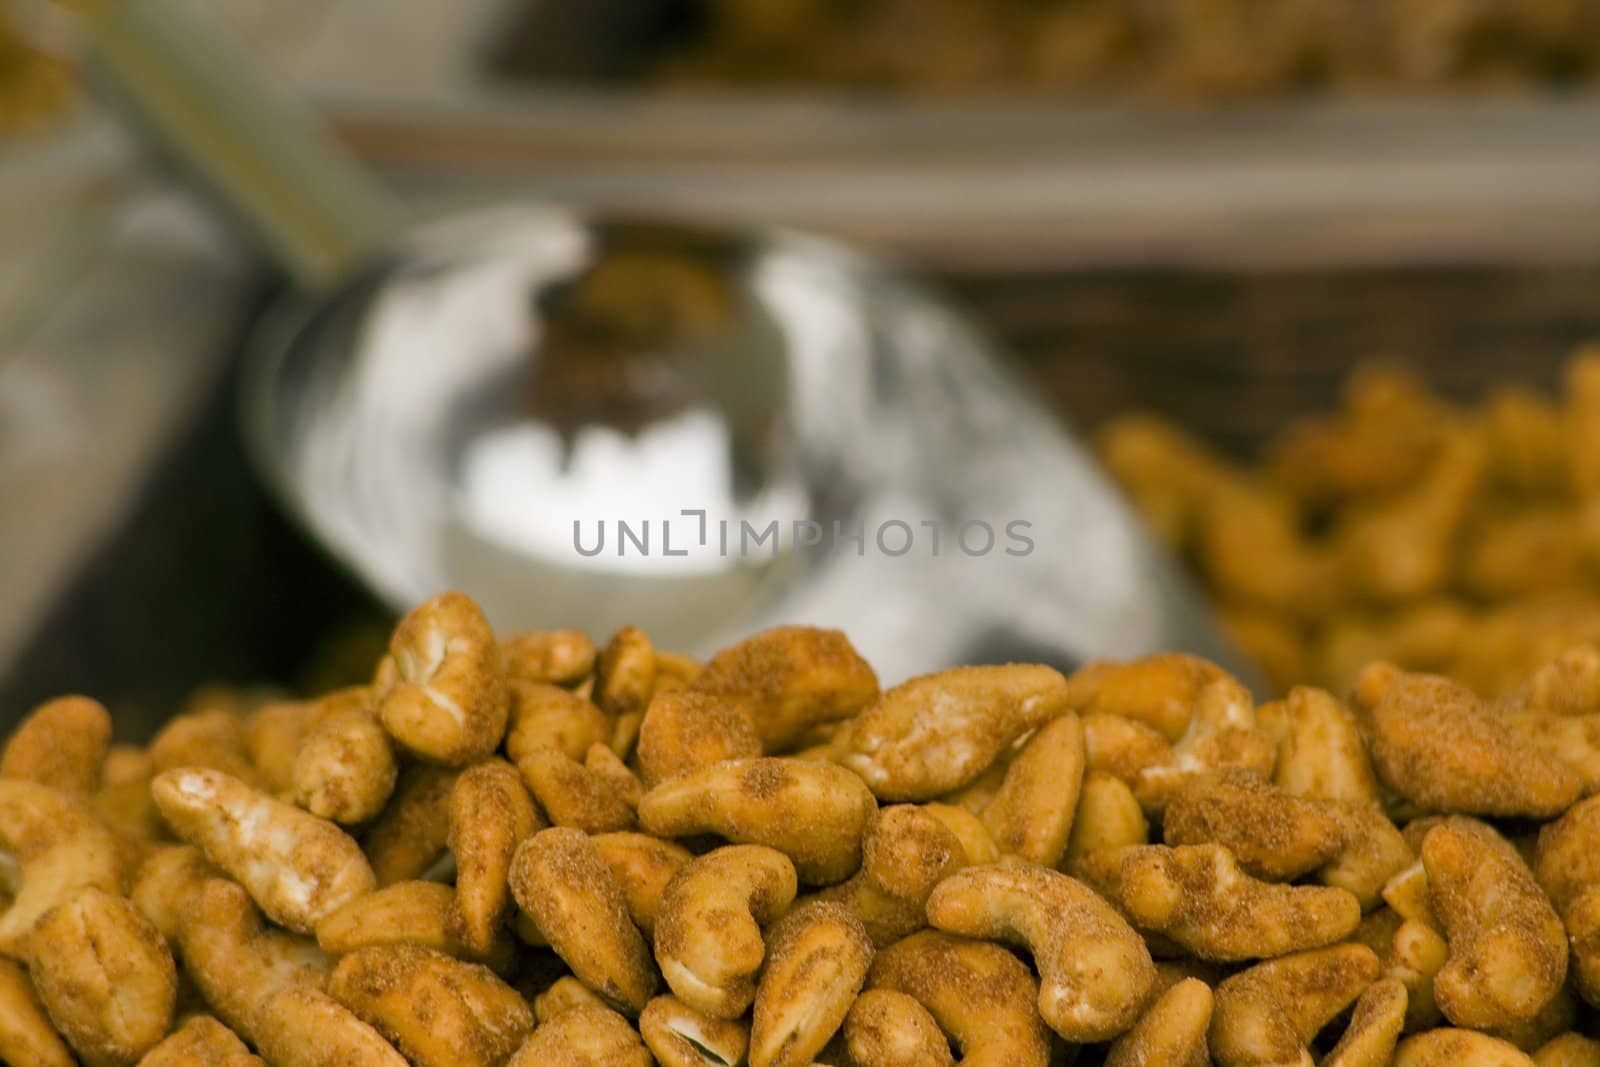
[83,0,1255,685]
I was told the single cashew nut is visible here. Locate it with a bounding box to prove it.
[640,994,749,1067]
[317,880,511,972]
[1064,652,1242,741]
[1385,916,1450,1031]
[373,591,510,766]
[0,779,123,956]
[979,712,1084,868]
[867,930,1051,1067]
[248,687,366,798]
[253,986,408,1067]
[1162,771,1345,881]
[449,759,542,957]
[1533,1033,1600,1067]
[1064,771,1149,865]
[28,887,176,1067]
[749,902,873,1067]
[1083,712,1174,783]
[1074,843,1361,961]
[136,1015,262,1067]
[508,1004,652,1067]
[1257,685,1380,804]
[0,956,75,1067]
[840,664,1070,802]
[1209,943,1380,1067]
[811,804,965,947]
[510,827,657,1015]
[1394,1029,1537,1067]
[689,625,878,752]
[1535,794,1600,1004]
[844,988,954,1067]
[517,744,637,833]
[925,861,1154,1042]
[1133,673,1275,814]
[534,976,612,1022]
[590,832,694,939]
[291,705,397,825]
[1,695,111,794]
[503,629,596,686]
[585,743,643,807]
[505,681,611,765]
[328,943,533,1067]
[361,765,458,886]
[152,767,376,935]
[593,625,658,721]
[653,845,797,1019]
[1323,977,1408,1067]
[149,706,263,788]
[1105,976,1213,1067]
[638,757,874,884]
[1423,817,1567,1029]
[636,689,762,788]
[1319,801,1415,911]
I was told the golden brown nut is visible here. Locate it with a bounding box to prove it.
[373,591,509,766]
[1104,976,1212,1067]
[316,881,509,970]
[1063,652,1239,741]
[1534,794,1600,1003]
[448,759,542,957]
[361,765,458,886]
[0,779,124,955]
[1132,672,1275,814]
[639,994,749,1067]
[151,767,376,935]
[28,887,176,1067]
[253,986,408,1067]
[1514,645,1600,717]
[328,943,533,1067]
[1385,916,1450,1031]
[1257,685,1380,803]
[749,902,872,1067]
[247,688,366,797]
[1209,943,1380,1067]
[1323,976,1408,1067]
[502,629,597,686]
[1394,1028,1537,1066]
[510,827,657,1015]
[978,712,1084,868]
[149,706,263,788]
[507,1004,652,1067]
[135,1014,263,1066]
[516,744,637,833]
[689,625,877,752]
[0,956,76,1067]
[291,705,397,825]
[921,801,1000,866]
[1073,843,1361,961]
[844,989,954,1067]
[867,930,1051,1067]
[1064,771,1149,865]
[505,681,612,765]
[810,803,965,947]
[1082,711,1174,783]
[593,626,657,721]
[0,695,111,794]
[1319,801,1415,912]
[838,664,1069,801]
[1359,664,1582,817]
[638,756,874,884]
[1162,772,1345,881]
[653,845,797,1019]
[1534,1033,1600,1067]
[590,832,694,939]
[1423,818,1567,1029]
[636,688,761,788]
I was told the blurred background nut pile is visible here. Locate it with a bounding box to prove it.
[4,593,1600,1063]
[1100,349,1600,698]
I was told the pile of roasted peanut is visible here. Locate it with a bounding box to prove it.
[1100,351,1600,698]
[4,590,1600,1066]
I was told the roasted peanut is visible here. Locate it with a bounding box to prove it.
[811,803,965,947]
[1209,943,1380,1067]
[1105,976,1212,1067]
[1162,771,1345,881]
[508,1003,652,1066]
[505,681,612,765]
[0,955,75,1067]
[0,778,124,955]
[1395,1028,1538,1066]
[449,759,541,957]
[654,844,797,1019]
[517,744,637,833]
[373,591,509,766]
[361,765,458,886]
[328,943,533,1067]
[135,1014,262,1066]
[749,902,872,1067]
[510,827,657,1014]
[252,986,408,1067]
[839,664,1069,801]
[502,629,597,686]
[1,695,111,794]
[843,989,954,1067]
[590,832,693,939]
[690,625,877,752]
[639,994,749,1067]
[152,768,375,934]
[978,712,1084,867]
[636,688,762,788]
[291,704,397,825]
[638,756,874,884]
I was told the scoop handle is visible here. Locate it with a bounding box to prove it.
[84,0,403,288]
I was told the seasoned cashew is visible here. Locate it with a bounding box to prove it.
[1,695,111,794]
[291,705,397,825]
[584,743,643,807]
[508,1004,652,1066]
[1324,977,1408,1067]
[839,664,1070,801]
[636,688,762,788]
[1423,817,1567,1029]
[1514,645,1600,717]
[1535,1034,1600,1067]
[867,930,1051,1067]
[503,629,596,686]
[253,986,408,1067]
[152,768,376,934]
[534,976,612,1022]
[1359,664,1581,817]
[316,881,510,970]
[978,712,1084,867]
[749,902,872,1067]
[248,687,366,797]
[638,757,874,884]
[593,625,658,720]
[1319,801,1415,911]
[175,877,332,1045]
[0,956,75,1067]
[449,759,542,957]
[640,994,749,1066]
[1074,843,1361,961]
[328,943,533,1067]
[590,832,693,938]
[1209,943,1380,1067]
[925,861,1154,1042]
[373,591,510,766]
[1105,976,1212,1067]
[1395,1029,1537,1066]
[28,887,175,1066]
[517,744,637,833]
[510,827,657,1015]
[1132,672,1275,814]
[1064,652,1240,741]
[136,1014,262,1066]
[811,804,965,947]
[1498,708,1600,794]
[654,844,797,1018]
[1256,685,1380,803]
[1383,860,1439,927]
[0,778,123,955]
[1162,771,1345,881]
[1064,771,1148,865]
[921,802,1000,866]
[361,765,458,886]
[690,625,878,752]
[128,845,216,942]
[1083,712,1174,783]
[1385,916,1450,1031]
[505,681,612,765]
[844,989,954,1067]
[1535,794,1600,1003]
[149,706,263,788]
